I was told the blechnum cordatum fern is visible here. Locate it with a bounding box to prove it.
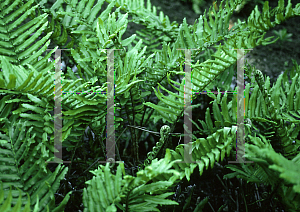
[0,0,299,211]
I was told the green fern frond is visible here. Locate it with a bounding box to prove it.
[1,0,300,211]
[0,181,38,212]
[251,64,300,157]
[142,125,171,168]
[0,118,71,211]
[169,125,237,181]
[133,28,163,55]
[83,149,181,212]
[0,0,56,71]
[244,142,300,211]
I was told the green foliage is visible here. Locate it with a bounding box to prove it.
[180,0,206,14]
[272,28,293,44]
[0,118,71,211]
[82,149,181,212]
[0,0,299,211]
[0,181,39,212]
[170,125,237,181]
[234,0,267,13]
[142,125,171,168]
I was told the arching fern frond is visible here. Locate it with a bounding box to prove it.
[224,133,280,186]
[133,28,164,55]
[0,181,38,212]
[244,142,300,211]
[0,56,58,145]
[0,0,56,71]
[0,118,71,211]
[82,149,181,212]
[168,125,237,181]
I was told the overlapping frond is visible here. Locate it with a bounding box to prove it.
[0,118,71,211]
[1,0,300,211]
[82,149,181,212]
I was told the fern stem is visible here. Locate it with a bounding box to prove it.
[129,89,139,163]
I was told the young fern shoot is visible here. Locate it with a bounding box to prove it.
[142,125,171,168]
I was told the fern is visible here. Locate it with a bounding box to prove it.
[0,118,71,211]
[0,181,38,212]
[1,0,300,211]
[82,149,180,212]
[244,140,300,211]
[142,125,171,168]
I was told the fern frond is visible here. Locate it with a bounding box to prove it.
[0,0,56,71]
[252,64,300,157]
[244,142,300,211]
[0,181,38,212]
[0,118,71,211]
[169,125,237,181]
[142,125,171,168]
[83,149,181,212]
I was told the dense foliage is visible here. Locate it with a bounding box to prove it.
[0,0,299,211]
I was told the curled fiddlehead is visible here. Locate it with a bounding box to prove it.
[253,69,299,157]
[254,69,277,119]
[143,125,171,167]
